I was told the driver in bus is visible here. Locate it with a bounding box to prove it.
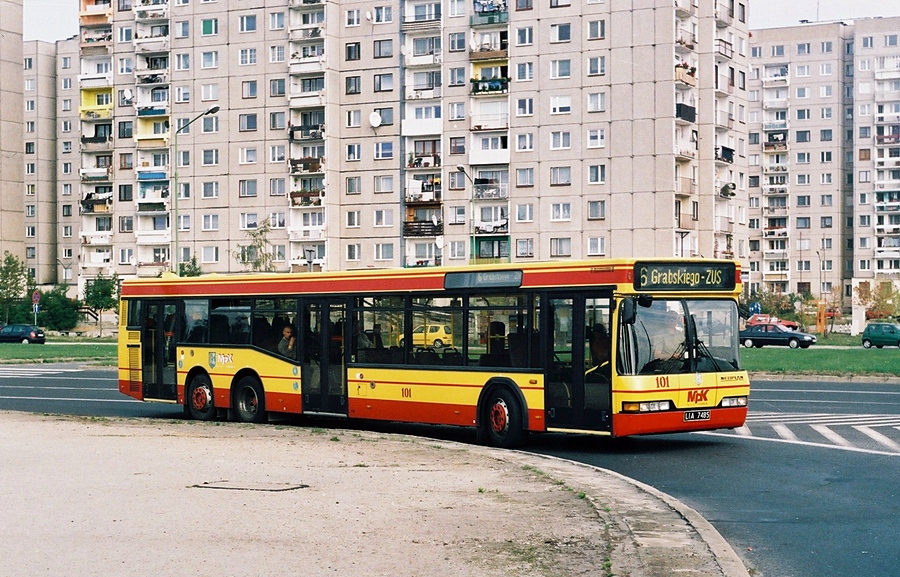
[586,323,611,380]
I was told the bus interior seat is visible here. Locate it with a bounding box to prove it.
[442,349,464,366]
[479,352,511,367]
[507,333,527,367]
[488,321,506,354]
[415,350,441,365]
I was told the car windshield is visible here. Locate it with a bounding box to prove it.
[617,298,741,375]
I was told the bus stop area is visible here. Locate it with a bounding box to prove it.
[0,411,749,577]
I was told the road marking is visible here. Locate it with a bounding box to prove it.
[810,424,853,447]
[0,385,113,391]
[854,426,900,452]
[0,395,137,403]
[772,423,799,442]
[695,431,900,457]
[733,425,752,436]
[753,388,900,396]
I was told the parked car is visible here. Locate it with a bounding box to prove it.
[861,322,900,348]
[739,323,816,349]
[398,324,452,348]
[0,324,46,344]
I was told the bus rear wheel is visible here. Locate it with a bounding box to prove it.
[234,376,267,424]
[186,375,216,421]
[479,388,526,449]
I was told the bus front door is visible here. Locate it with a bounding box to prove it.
[141,300,181,402]
[300,300,348,415]
[545,294,611,432]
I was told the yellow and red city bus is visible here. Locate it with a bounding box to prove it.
[118,258,749,447]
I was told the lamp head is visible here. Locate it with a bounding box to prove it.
[206,105,220,115]
[456,165,466,172]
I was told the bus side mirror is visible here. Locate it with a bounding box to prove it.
[621,299,636,325]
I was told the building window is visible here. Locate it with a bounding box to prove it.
[346,76,361,94]
[516,168,534,187]
[346,42,360,61]
[550,23,571,42]
[516,238,534,257]
[239,14,257,32]
[550,166,571,186]
[270,78,286,97]
[239,113,258,131]
[550,237,572,257]
[374,73,393,92]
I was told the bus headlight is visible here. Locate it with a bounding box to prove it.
[622,401,671,413]
[720,396,748,408]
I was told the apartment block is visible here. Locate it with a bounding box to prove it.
[62,0,751,292]
[746,23,853,300]
[1,0,24,259]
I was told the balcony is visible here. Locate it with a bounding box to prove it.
[715,146,735,164]
[675,32,696,55]
[79,166,112,182]
[407,155,440,169]
[81,134,113,150]
[403,220,443,237]
[470,77,509,95]
[289,190,324,207]
[137,105,167,117]
[134,230,171,246]
[474,219,509,235]
[715,38,734,60]
[135,201,168,215]
[290,157,324,174]
[80,232,113,246]
[675,212,698,230]
[764,163,790,174]
[676,177,697,196]
[290,54,325,75]
[134,35,170,53]
[763,120,789,132]
[289,27,323,41]
[715,75,735,95]
[470,46,508,61]
[715,3,733,27]
[875,133,900,145]
[762,185,788,195]
[471,9,508,27]
[874,67,900,80]
[79,105,114,121]
[405,51,442,67]
[405,182,441,203]
[763,97,788,110]
[405,86,442,100]
[715,110,734,130]
[763,141,789,152]
[289,125,324,142]
[402,14,441,33]
[471,112,509,131]
[473,183,508,200]
[675,103,696,124]
[763,227,789,238]
[289,90,324,109]
[137,169,168,181]
[674,0,697,17]
[136,71,168,85]
[675,66,697,88]
[80,29,112,49]
[289,0,323,6]
[762,73,789,88]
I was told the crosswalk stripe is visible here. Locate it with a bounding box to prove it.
[733,425,752,436]
[810,424,853,447]
[854,426,900,452]
[772,423,799,442]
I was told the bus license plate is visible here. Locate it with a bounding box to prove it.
[683,410,711,422]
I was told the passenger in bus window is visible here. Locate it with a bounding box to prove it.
[278,325,297,359]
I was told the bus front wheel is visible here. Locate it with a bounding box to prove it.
[479,388,526,449]
[234,376,267,424]
[186,375,216,421]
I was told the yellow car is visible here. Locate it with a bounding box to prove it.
[399,325,452,348]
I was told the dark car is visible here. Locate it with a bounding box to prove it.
[0,324,46,344]
[861,322,900,348]
[739,323,816,349]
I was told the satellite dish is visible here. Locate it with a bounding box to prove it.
[365,10,372,21]
[369,111,383,128]
[431,215,439,226]
[123,88,133,101]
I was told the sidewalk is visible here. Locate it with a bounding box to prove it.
[0,412,749,577]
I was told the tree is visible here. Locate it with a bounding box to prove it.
[233,218,276,272]
[0,251,27,324]
[855,280,900,320]
[178,255,203,277]
[83,273,119,337]
[38,286,82,331]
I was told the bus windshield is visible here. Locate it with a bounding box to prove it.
[617,298,740,376]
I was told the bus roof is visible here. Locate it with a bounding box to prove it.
[120,258,740,299]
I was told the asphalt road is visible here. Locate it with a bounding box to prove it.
[1,366,898,577]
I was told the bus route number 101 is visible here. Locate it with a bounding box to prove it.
[655,376,670,388]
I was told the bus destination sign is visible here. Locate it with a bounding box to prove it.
[444,269,523,290]
[634,262,736,291]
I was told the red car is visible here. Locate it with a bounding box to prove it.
[746,314,799,330]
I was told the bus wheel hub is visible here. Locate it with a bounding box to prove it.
[192,386,211,411]
[490,399,509,434]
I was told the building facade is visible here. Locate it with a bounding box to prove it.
[25,0,753,294]
[1,0,24,260]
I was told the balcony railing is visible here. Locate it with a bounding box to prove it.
[470,78,509,95]
[473,183,508,200]
[403,221,443,236]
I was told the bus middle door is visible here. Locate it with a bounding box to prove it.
[300,299,348,415]
[141,300,182,402]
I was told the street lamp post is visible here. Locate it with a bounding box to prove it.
[171,105,220,273]
[305,248,316,273]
